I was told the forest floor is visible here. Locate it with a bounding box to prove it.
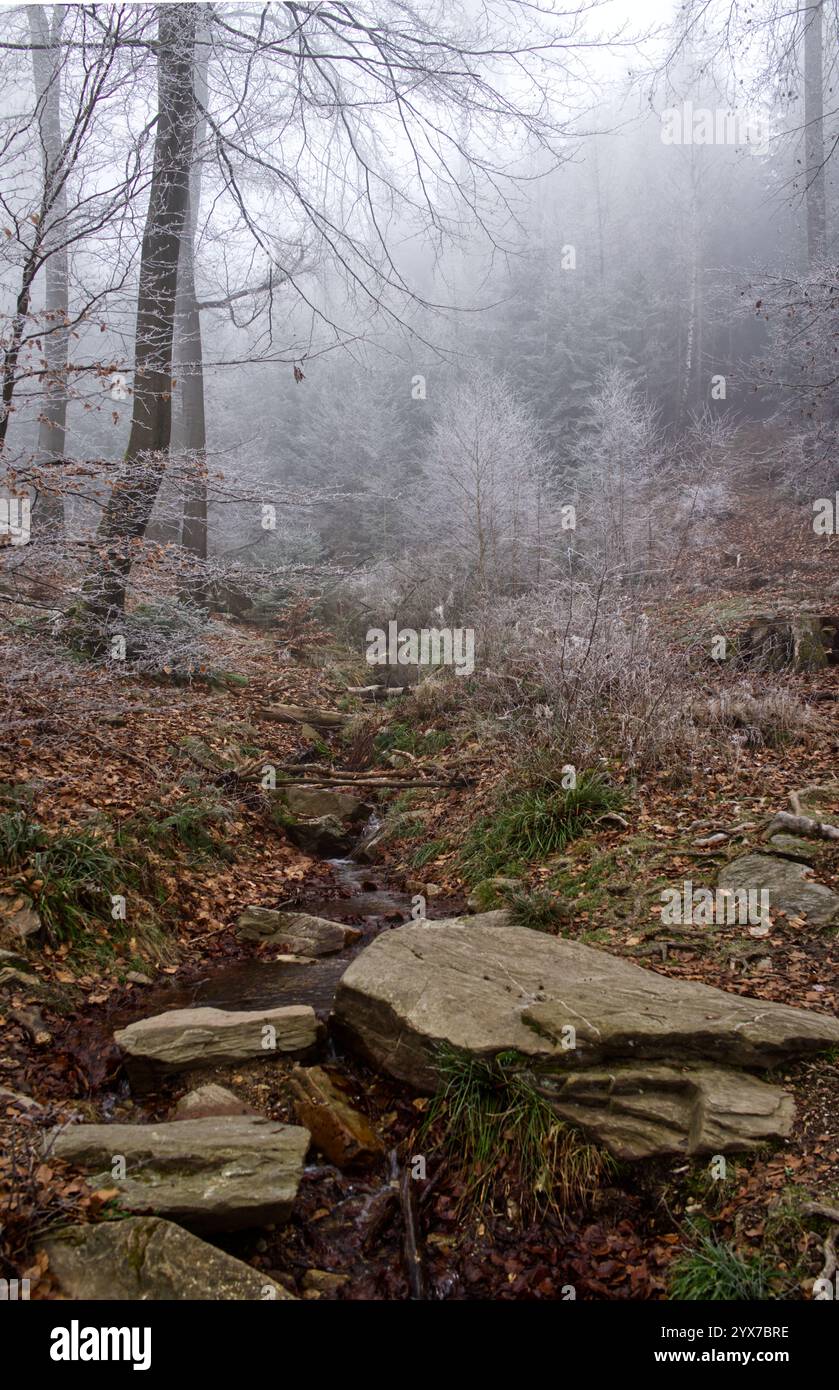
[1,474,839,1301]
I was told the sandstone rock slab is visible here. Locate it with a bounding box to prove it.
[333,916,839,1156]
[717,853,839,927]
[41,1216,294,1299]
[47,1115,310,1232]
[529,1062,794,1161]
[114,1004,317,1075]
[334,917,839,1088]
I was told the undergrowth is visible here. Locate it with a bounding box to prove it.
[668,1227,780,1301]
[422,1046,610,1219]
[461,772,624,884]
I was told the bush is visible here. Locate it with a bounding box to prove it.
[503,886,570,932]
[28,824,124,943]
[694,685,820,749]
[113,599,218,677]
[465,583,701,773]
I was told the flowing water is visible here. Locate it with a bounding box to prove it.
[114,857,412,1025]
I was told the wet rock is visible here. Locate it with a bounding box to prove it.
[717,853,839,927]
[286,815,356,857]
[172,1083,255,1121]
[353,820,387,864]
[114,1003,317,1075]
[303,1269,350,1295]
[237,908,360,957]
[289,1065,383,1167]
[47,1115,310,1232]
[333,916,839,1157]
[278,786,370,823]
[41,1216,295,1299]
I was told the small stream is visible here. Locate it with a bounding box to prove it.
[113,858,413,1025]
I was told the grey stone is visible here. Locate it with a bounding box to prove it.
[237,908,360,957]
[333,916,839,1157]
[42,1217,295,1299]
[279,786,369,822]
[718,853,839,927]
[172,1084,254,1120]
[286,816,355,857]
[114,1004,317,1074]
[47,1115,310,1232]
[530,1062,794,1161]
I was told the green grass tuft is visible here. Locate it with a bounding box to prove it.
[668,1228,777,1301]
[461,772,623,884]
[422,1046,609,1218]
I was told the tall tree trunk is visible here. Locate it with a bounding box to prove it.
[173,23,209,594]
[804,0,826,266]
[28,5,68,538]
[83,4,197,628]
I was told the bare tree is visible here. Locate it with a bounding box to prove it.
[412,367,551,597]
[83,4,198,628]
[27,5,69,535]
[804,0,826,265]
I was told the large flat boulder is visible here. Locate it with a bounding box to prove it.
[717,853,839,928]
[47,1115,310,1232]
[114,1004,317,1076]
[334,917,839,1086]
[41,1216,295,1299]
[333,916,839,1157]
[237,909,360,957]
[530,1062,794,1161]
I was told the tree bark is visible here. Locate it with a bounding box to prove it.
[173,22,209,592]
[83,4,197,626]
[804,0,826,266]
[28,5,69,538]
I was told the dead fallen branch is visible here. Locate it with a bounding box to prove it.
[766,810,839,841]
[397,1154,427,1300]
[261,704,350,728]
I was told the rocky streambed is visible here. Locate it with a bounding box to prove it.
[30,831,839,1301]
